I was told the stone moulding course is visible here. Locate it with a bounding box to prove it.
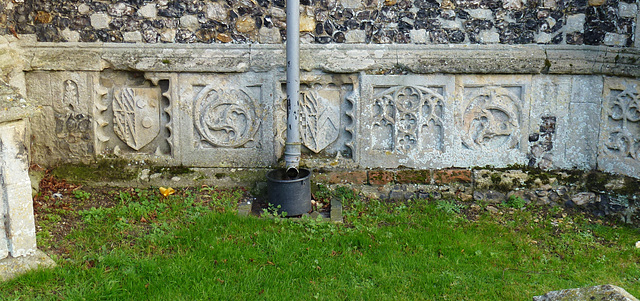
[21,43,640,77]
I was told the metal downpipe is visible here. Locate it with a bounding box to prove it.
[284,0,301,178]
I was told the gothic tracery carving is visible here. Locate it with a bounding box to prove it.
[371,85,445,153]
[604,87,640,161]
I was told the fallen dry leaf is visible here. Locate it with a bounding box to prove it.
[159,187,176,197]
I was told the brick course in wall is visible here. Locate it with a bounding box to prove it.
[0,0,637,46]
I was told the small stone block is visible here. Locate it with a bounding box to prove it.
[0,250,56,282]
[330,199,343,223]
[389,190,405,201]
[433,169,472,184]
[533,284,639,301]
[309,211,321,219]
[237,202,252,216]
[330,198,342,210]
[396,169,430,184]
[368,170,394,186]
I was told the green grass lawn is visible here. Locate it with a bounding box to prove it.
[1,186,639,300]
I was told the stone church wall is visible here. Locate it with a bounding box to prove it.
[0,0,638,178]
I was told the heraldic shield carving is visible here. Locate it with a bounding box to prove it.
[113,87,161,151]
[300,88,340,153]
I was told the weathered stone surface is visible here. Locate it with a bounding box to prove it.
[61,29,80,42]
[529,75,571,169]
[345,30,366,43]
[175,73,276,167]
[0,250,56,281]
[533,284,639,301]
[478,31,500,43]
[179,15,199,31]
[0,82,37,259]
[474,169,529,190]
[26,71,96,165]
[13,44,640,179]
[368,170,394,185]
[314,170,367,184]
[565,14,586,33]
[598,78,640,179]
[300,15,316,33]
[235,16,256,33]
[455,75,531,167]
[396,169,430,184]
[300,45,397,73]
[619,2,638,18]
[19,44,640,78]
[100,45,251,73]
[274,73,356,165]
[571,192,597,206]
[138,4,157,18]
[94,72,169,159]
[90,13,111,29]
[401,45,547,74]
[359,74,456,168]
[258,27,281,44]
[604,33,629,47]
[433,169,472,184]
[409,29,428,44]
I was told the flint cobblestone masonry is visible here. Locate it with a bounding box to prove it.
[0,0,637,46]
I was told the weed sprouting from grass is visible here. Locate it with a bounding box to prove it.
[72,190,91,202]
[436,199,465,214]
[504,195,526,209]
[261,203,287,219]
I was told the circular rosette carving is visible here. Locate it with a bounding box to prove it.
[194,87,260,148]
[462,87,521,150]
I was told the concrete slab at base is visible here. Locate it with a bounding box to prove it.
[0,250,56,282]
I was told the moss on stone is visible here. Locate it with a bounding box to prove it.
[585,171,609,192]
[613,177,640,195]
[150,165,193,176]
[51,159,137,184]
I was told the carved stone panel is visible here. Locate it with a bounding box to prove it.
[371,86,445,153]
[176,73,276,167]
[529,76,572,170]
[276,74,356,168]
[360,75,455,169]
[300,85,341,153]
[566,76,603,170]
[94,71,171,159]
[461,86,521,151]
[193,88,260,148]
[25,71,97,166]
[454,76,531,167]
[113,88,161,150]
[599,78,640,178]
